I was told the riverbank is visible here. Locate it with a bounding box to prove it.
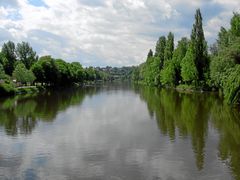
[0,81,106,98]
[0,83,45,97]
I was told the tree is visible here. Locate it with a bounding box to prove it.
[155,36,166,69]
[217,27,229,51]
[164,32,174,61]
[191,9,209,82]
[147,49,153,58]
[230,12,240,37]
[85,67,96,81]
[55,59,71,85]
[160,61,176,86]
[131,66,140,82]
[174,38,189,83]
[31,60,45,85]
[160,37,188,86]
[16,42,38,69]
[1,41,16,75]
[13,63,36,84]
[222,65,240,104]
[69,62,85,83]
[0,64,7,80]
[31,56,58,85]
[181,44,198,84]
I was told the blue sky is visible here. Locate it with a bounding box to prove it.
[0,0,239,67]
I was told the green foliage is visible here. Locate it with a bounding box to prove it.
[55,59,71,85]
[31,60,45,84]
[181,44,198,84]
[16,87,39,95]
[160,37,188,86]
[0,82,15,96]
[16,42,38,69]
[191,9,209,81]
[222,65,240,104]
[31,56,58,85]
[69,62,85,83]
[230,12,240,37]
[164,32,174,61]
[176,84,196,91]
[85,67,97,81]
[210,13,240,104]
[1,41,16,75]
[0,64,10,81]
[147,49,153,58]
[142,57,161,86]
[217,27,229,50]
[131,66,141,82]
[160,61,176,86]
[132,10,240,104]
[155,36,166,69]
[13,63,36,84]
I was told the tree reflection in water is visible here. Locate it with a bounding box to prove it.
[134,85,240,178]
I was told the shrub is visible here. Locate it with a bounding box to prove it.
[0,82,15,96]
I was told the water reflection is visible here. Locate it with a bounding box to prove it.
[134,85,240,179]
[0,84,239,179]
[0,87,97,136]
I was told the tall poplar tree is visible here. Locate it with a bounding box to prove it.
[191,9,208,82]
[155,36,166,69]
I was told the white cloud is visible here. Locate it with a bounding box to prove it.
[0,0,238,66]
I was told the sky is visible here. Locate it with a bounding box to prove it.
[0,0,239,67]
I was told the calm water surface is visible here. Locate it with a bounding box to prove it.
[0,84,240,180]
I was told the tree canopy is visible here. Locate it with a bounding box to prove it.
[132,9,240,104]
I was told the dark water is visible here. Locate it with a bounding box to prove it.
[0,84,240,180]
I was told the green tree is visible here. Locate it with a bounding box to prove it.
[173,37,188,83]
[147,49,153,58]
[161,37,188,86]
[230,12,240,37]
[223,65,240,104]
[69,62,85,83]
[131,66,140,82]
[85,67,96,81]
[0,64,7,80]
[13,63,36,84]
[217,27,229,50]
[181,44,198,84]
[191,9,209,82]
[160,61,176,86]
[16,42,38,69]
[164,32,174,61]
[1,41,16,75]
[55,59,71,85]
[155,36,166,69]
[31,56,58,85]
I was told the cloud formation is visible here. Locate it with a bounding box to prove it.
[0,0,239,66]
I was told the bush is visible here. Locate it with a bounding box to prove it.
[0,83,16,96]
[222,65,240,104]
[16,87,39,94]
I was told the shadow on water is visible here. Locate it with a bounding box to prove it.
[0,87,98,136]
[133,85,240,179]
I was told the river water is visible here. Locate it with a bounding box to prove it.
[0,84,239,180]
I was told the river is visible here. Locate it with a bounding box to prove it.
[0,83,239,180]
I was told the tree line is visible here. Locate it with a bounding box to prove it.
[132,9,240,104]
[0,41,113,94]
